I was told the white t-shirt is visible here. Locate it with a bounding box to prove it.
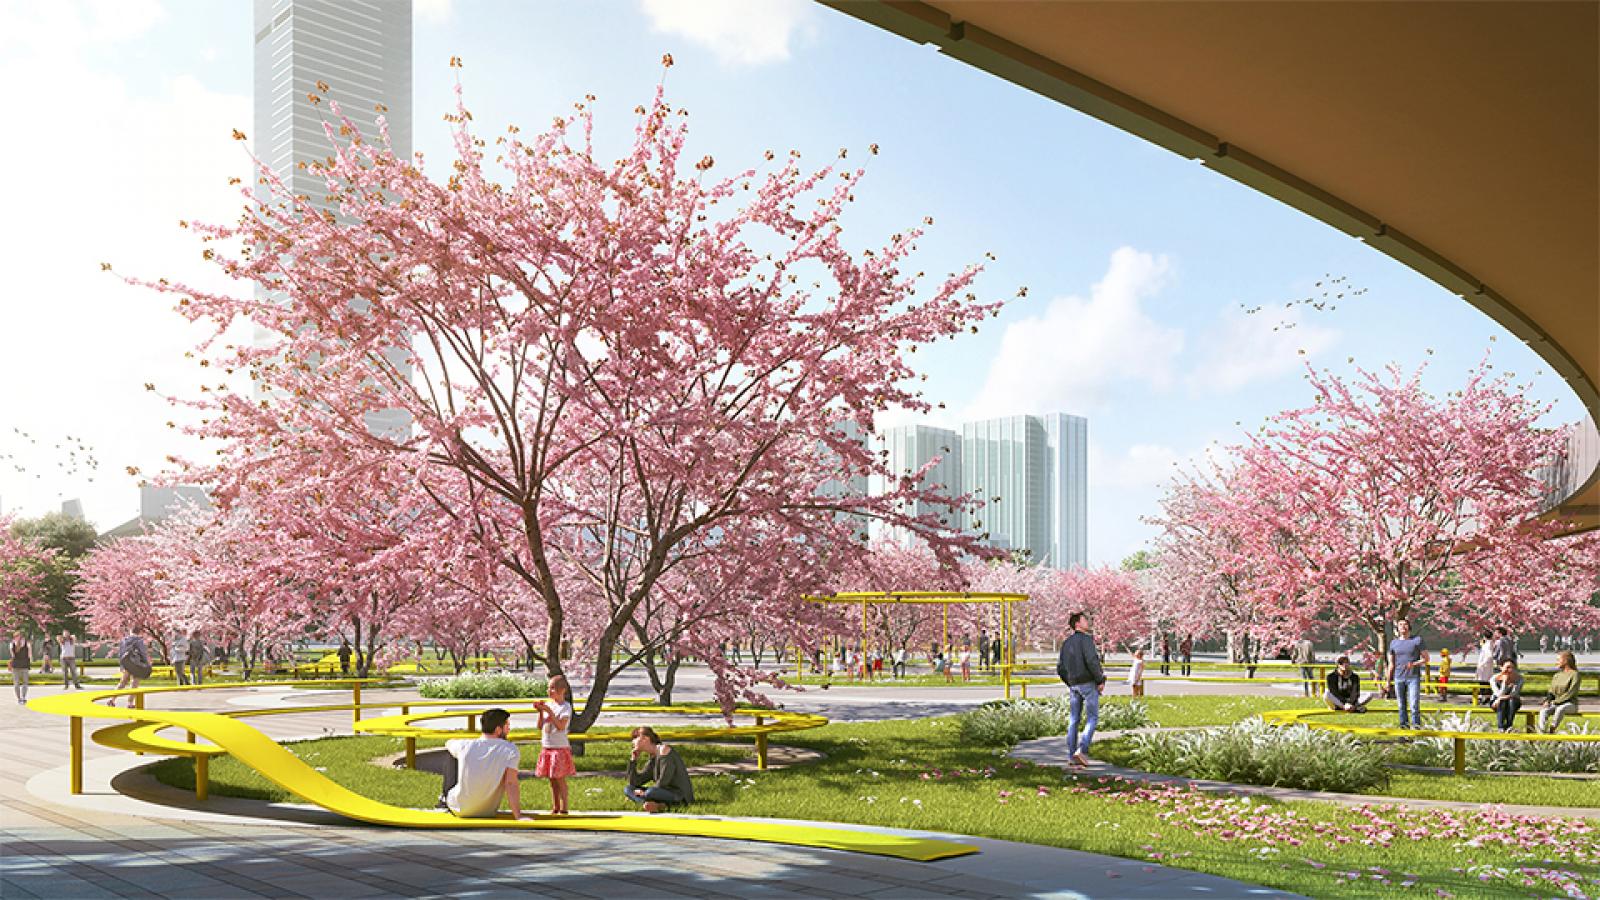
[541,701,572,750]
[170,638,188,663]
[445,736,520,817]
[1127,658,1145,686]
[960,650,972,665]
[59,639,76,658]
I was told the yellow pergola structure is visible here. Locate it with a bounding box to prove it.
[804,591,1030,698]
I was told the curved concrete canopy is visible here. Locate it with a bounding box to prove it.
[824,1,1599,530]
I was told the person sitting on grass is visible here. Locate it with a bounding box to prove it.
[1538,651,1582,733]
[624,726,693,813]
[1490,659,1524,732]
[1324,656,1373,713]
[438,707,525,819]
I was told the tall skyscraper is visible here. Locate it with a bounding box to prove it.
[862,413,1088,568]
[960,413,1088,567]
[253,0,413,439]
[1041,412,1088,568]
[253,0,412,205]
[961,415,1048,560]
[869,424,964,542]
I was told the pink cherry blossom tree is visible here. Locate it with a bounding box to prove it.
[140,71,1001,729]
[222,452,464,677]
[1148,465,1304,665]
[1154,356,1600,666]
[0,517,57,633]
[834,540,962,661]
[1051,566,1151,653]
[74,532,173,657]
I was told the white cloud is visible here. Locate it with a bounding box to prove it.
[0,0,166,49]
[964,247,1185,420]
[1093,442,1184,490]
[1087,438,1224,564]
[414,0,454,24]
[639,0,815,66]
[0,1,249,528]
[1188,302,1339,393]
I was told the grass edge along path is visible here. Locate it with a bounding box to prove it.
[148,700,1600,898]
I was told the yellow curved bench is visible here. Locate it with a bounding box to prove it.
[28,682,975,862]
[1263,705,1600,775]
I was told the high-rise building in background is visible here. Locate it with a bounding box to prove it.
[253,0,412,198]
[961,415,1047,559]
[862,412,1088,568]
[1041,412,1088,568]
[869,424,964,543]
[253,0,413,439]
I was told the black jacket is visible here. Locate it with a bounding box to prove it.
[1326,669,1361,706]
[1056,632,1105,687]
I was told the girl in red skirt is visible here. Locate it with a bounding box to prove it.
[534,675,576,815]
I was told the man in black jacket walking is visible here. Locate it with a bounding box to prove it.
[1056,611,1106,767]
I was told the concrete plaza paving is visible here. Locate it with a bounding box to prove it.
[0,666,1299,899]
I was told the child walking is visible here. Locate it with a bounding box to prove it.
[534,675,576,815]
[1128,647,1147,697]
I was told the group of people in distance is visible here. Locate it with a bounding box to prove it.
[438,674,695,821]
[1320,620,1583,733]
[1157,633,1194,677]
[7,629,209,706]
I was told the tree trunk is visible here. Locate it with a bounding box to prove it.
[353,618,370,678]
[639,647,679,706]
[657,655,681,705]
[640,648,663,696]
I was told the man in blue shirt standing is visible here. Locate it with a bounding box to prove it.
[1056,611,1106,767]
[1387,620,1428,729]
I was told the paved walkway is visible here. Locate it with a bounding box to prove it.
[1,678,1295,899]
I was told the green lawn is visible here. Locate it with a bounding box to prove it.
[148,698,1600,897]
[1135,695,1311,727]
[150,734,757,803]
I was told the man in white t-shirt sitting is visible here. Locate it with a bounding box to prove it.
[437,708,525,818]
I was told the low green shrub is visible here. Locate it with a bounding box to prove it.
[416,672,547,700]
[1127,719,1390,792]
[956,696,1149,745]
[1411,713,1600,774]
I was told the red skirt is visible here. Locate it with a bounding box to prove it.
[535,747,576,778]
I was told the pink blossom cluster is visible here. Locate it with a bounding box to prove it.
[115,74,1005,724]
[0,516,56,632]
[1148,356,1600,652]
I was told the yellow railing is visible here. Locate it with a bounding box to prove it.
[1261,705,1600,775]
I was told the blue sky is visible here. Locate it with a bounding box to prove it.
[0,0,1581,561]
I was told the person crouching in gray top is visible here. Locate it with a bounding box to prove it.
[624,726,693,812]
[1056,611,1106,767]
